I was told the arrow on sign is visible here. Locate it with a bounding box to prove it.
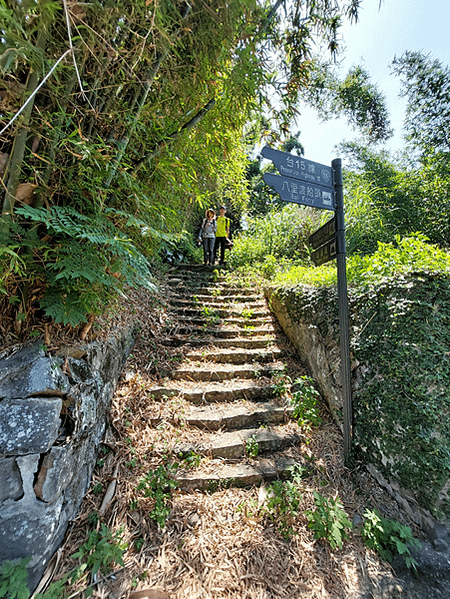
[261,145,334,189]
[263,172,335,211]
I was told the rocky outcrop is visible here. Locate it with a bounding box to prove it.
[0,328,135,592]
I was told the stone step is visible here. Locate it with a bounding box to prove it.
[171,362,287,382]
[162,336,276,349]
[147,380,276,404]
[172,306,269,319]
[189,286,256,297]
[176,316,273,328]
[167,325,277,338]
[171,297,265,308]
[175,455,300,492]
[174,426,302,460]
[179,400,294,430]
[191,293,262,302]
[185,347,284,364]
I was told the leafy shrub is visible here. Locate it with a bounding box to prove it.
[0,557,31,599]
[228,204,318,272]
[70,524,126,578]
[263,479,303,540]
[136,464,179,527]
[272,233,450,289]
[362,509,421,571]
[305,491,352,549]
[291,376,322,431]
[347,233,450,287]
[3,205,155,327]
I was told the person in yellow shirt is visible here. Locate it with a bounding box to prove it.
[214,205,230,265]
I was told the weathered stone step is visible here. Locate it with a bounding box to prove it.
[179,400,293,430]
[171,362,287,381]
[147,380,276,404]
[186,347,284,364]
[168,325,277,338]
[172,306,269,319]
[192,292,261,301]
[174,316,273,328]
[174,426,301,460]
[162,336,276,349]
[176,455,300,492]
[171,297,265,308]
[189,286,257,297]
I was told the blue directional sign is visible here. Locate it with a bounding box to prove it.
[261,145,333,189]
[263,172,335,211]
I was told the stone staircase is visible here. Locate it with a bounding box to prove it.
[149,264,308,492]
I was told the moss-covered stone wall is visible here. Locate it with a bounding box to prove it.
[266,271,450,526]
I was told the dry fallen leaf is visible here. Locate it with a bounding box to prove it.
[128,590,170,599]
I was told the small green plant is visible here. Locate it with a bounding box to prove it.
[137,464,179,527]
[263,480,303,540]
[245,435,259,458]
[92,482,103,495]
[291,376,322,431]
[287,462,308,484]
[0,557,31,599]
[272,373,292,398]
[305,491,352,549]
[71,524,127,578]
[181,451,202,469]
[88,511,100,526]
[200,305,220,325]
[241,307,254,321]
[362,509,422,571]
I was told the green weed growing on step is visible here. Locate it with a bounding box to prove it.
[200,305,220,325]
[272,373,292,398]
[136,464,179,527]
[362,509,421,571]
[305,491,352,549]
[241,307,254,321]
[290,376,322,432]
[180,451,202,469]
[245,435,259,458]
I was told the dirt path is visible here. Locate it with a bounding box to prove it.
[53,265,427,598]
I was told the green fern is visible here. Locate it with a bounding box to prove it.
[13,205,156,326]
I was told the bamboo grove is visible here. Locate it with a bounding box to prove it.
[0,0,363,333]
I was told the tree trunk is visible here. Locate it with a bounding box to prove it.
[0,27,48,237]
[104,4,191,188]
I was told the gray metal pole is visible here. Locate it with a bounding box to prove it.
[332,158,352,462]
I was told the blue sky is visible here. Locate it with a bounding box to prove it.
[297,0,450,166]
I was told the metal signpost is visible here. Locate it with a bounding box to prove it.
[262,146,352,461]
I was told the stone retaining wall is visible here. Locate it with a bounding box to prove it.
[265,283,450,542]
[0,328,135,592]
